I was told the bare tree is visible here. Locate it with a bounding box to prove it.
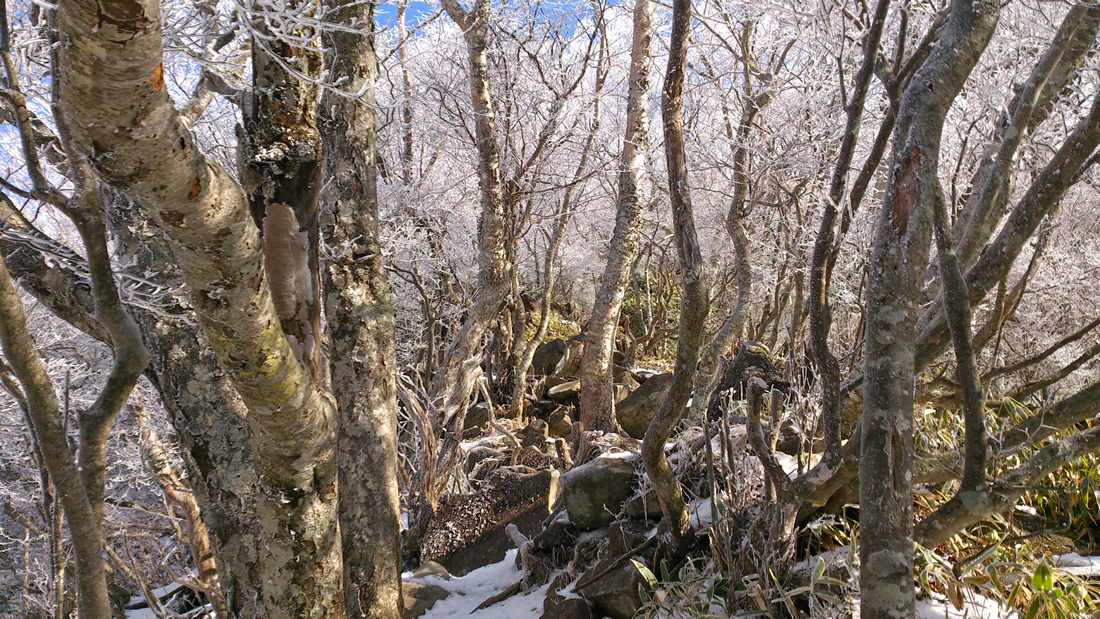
[578,0,653,433]
[642,0,710,566]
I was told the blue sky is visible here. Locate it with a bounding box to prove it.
[375,0,438,30]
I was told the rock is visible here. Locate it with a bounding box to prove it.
[410,561,451,580]
[548,408,573,439]
[615,373,675,439]
[612,383,632,404]
[707,341,790,419]
[519,419,551,448]
[462,403,492,439]
[542,569,590,619]
[606,519,651,556]
[532,338,569,376]
[402,581,450,618]
[553,336,587,378]
[612,363,631,383]
[541,596,592,619]
[421,468,561,575]
[530,518,580,551]
[623,492,663,521]
[561,455,638,529]
[465,446,503,474]
[548,379,581,401]
[578,557,653,619]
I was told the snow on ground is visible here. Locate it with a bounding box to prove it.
[915,592,1016,619]
[1054,552,1100,577]
[404,549,549,619]
[688,496,715,528]
[850,592,1015,619]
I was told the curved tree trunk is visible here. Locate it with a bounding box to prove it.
[0,256,112,619]
[809,0,890,467]
[2,193,265,617]
[409,0,513,543]
[55,0,346,614]
[642,0,709,564]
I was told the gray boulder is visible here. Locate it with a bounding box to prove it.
[402,582,450,618]
[547,379,581,401]
[560,455,638,530]
[577,557,653,619]
[532,338,569,376]
[615,373,674,439]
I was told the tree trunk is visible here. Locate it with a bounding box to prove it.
[809,0,890,467]
[642,0,709,564]
[860,1,997,617]
[411,0,514,538]
[0,257,112,619]
[55,0,345,614]
[578,0,653,433]
[1,195,265,617]
[320,1,402,616]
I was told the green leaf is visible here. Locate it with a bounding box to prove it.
[1025,596,1043,619]
[813,557,827,581]
[632,559,659,590]
[1033,564,1054,592]
[947,582,964,611]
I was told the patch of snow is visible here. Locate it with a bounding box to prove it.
[1054,552,1100,576]
[557,580,581,600]
[1013,504,1038,517]
[404,549,549,619]
[914,592,1016,619]
[851,592,1015,619]
[791,546,851,574]
[599,450,639,460]
[688,496,714,528]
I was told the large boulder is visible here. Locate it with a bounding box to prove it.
[553,336,587,378]
[615,373,674,439]
[577,557,654,619]
[541,596,592,619]
[532,338,569,376]
[402,582,450,618]
[560,455,638,530]
[547,379,581,401]
[706,341,790,419]
[421,467,561,575]
[547,407,573,439]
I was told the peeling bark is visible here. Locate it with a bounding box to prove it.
[860,1,997,616]
[55,0,343,614]
[320,0,402,615]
